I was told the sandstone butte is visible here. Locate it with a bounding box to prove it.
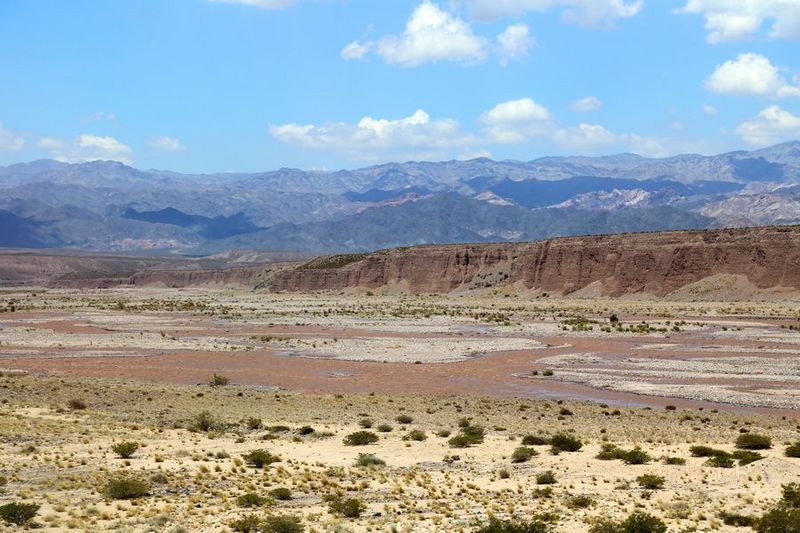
[266,225,800,298]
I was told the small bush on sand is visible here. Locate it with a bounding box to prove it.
[736,433,772,450]
[103,477,150,500]
[189,411,223,433]
[567,495,594,509]
[208,373,230,387]
[230,514,263,532]
[550,433,582,454]
[358,418,373,428]
[262,515,304,533]
[589,511,667,533]
[111,441,139,459]
[786,442,800,458]
[636,474,665,490]
[756,508,800,533]
[376,424,393,432]
[475,515,555,532]
[690,445,727,457]
[521,435,550,446]
[237,492,268,508]
[343,431,379,446]
[269,487,292,501]
[403,429,427,442]
[246,417,262,430]
[621,448,652,465]
[705,454,735,468]
[733,450,764,465]
[395,414,413,424]
[781,483,800,508]
[449,423,486,448]
[356,453,385,467]
[0,502,40,526]
[662,456,686,465]
[536,471,557,485]
[67,398,87,410]
[511,446,538,463]
[326,496,366,518]
[243,449,280,468]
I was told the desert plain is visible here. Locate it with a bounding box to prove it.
[1,287,799,532]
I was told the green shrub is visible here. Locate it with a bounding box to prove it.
[189,410,222,432]
[327,496,366,518]
[536,471,556,485]
[111,441,139,459]
[550,433,582,453]
[269,487,293,501]
[475,516,554,532]
[736,433,772,450]
[376,424,393,433]
[237,492,268,508]
[636,474,665,490]
[621,448,651,465]
[296,425,314,435]
[782,483,800,508]
[230,514,263,532]
[567,495,594,509]
[662,456,686,465]
[403,429,427,442]
[343,431,379,446]
[721,513,757,527]
[521,435,550,446]
[0,502,39,526]
[690,445,727,457]
[358,418,373,428]
[103,477,150,500]
[355,453,385,467]
[208,373,230,387]
[596,444,625,460]
[733,450,764,465]
[589,511,667,533]
[705,454,735,468]
[243,449,280,468]
[67,398,87,410]
[262,514,304,533]
[756,507,800,533]
[448,423,485,448]
[786,442,800,458]
[511,446,538,463]
[246,417,263,430]
[395,414,413,424]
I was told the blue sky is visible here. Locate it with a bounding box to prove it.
[0,0,799,172]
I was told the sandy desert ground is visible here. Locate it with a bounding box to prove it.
[1,287,799,531]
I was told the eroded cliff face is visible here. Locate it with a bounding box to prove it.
[267,226,800,297]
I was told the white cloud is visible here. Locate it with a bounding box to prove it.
[87,111,117,121]
[480,98,552,143]
[207,0,297,9]
[465,0,643,26]
[0,123,25,151]
[680,0,800,43]
[497,24,534,65]
[737,105,800,146]
[703,103,718,115]
[570,96,603,112]
[705,53,800,97]
[552,123,619,150]
[376,2,487,66]
[341,40,372,60]
[270,109,476,161]
[148,135,186,152]
[40,134,133,164]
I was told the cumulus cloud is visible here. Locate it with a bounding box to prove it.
[705,53,800,97]
[341,40,372,60]
[207,0,297,9]
[464,0,643,26]
[480,98,552,143]
[270,109,476,161]
[0,123,25,151]
[148,135,186,152]
[737,105,800,146]
[40,134,133,164]
[680,0,800,43]
[702,103,718,115]
[497,24,534,65]
[376,2,487,66]
[570,96,603,112]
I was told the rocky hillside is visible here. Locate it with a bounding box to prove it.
[266,225,800,299]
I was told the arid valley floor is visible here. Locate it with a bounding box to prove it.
[1,288,800,531]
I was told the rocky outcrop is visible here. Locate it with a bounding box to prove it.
[267,226,800,298]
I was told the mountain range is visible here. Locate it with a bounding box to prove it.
[1,141,799,253]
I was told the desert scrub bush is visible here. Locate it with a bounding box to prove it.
[230,514,263,532]
[343,430,379,446]
[356,453,385,467]
[566,495,594,509]
[475,515,555,532]
[549,433,582,454]
[786,442,800,457]
[208,373,230,387]
[689,445,728,458]
[395,414,413,424]
[189,410,223,432]
[326,495,366,518]
[521,434,550,446]
[246,417,263,430]
[103,477,150,500]
[622,448,652,465]
[269,487,293,501]
[720,512,757,527]
[237,492,269,508]
[589,511,667,533]
[377,423,393,432]
[67,398,87,410]
[403,429,427,441]
[781,483,800,508]
[262,515,304,533]
[511,446,538,463]
[735,433,772,450]
[448,423,486,448]
[705,454,735,468]
[358,418,373,428]
[296,425,314,435]
[0,502,40,526]
[733,450,764,465]
[662,456,686,465]
[636,474,665,490]
[243,449,280,468]
[756,508,800,532]
[111,441,139,459]
[536,471,557,485]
